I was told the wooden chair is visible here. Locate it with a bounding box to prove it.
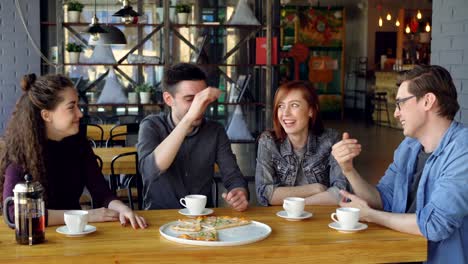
[110,151,142,210]
[79,123,104,147]
[80,155,104,209]
[105,123,140,147]
[81,114,104,125]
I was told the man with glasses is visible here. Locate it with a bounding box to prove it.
[331,65,468,263]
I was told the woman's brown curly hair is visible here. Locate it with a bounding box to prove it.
[0,74,74,202]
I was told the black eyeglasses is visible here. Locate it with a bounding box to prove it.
[395,95,416,111]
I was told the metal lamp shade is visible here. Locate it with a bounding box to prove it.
[113,6,141,17]
[86,24,108,35]
[85,15,108,35]
[88,25,127,46]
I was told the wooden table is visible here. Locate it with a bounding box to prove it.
[93,147,136,175]
[0,206,427,263]
[93,147,223,175]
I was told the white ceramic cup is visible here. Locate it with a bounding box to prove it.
[283,197,305,218]
[64,210,89,233]
[179,194,207,215]
[331,207,360,229]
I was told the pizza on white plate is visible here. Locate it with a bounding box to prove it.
[170,218,202,232]
[173,216,252,242]
[178,230,218,241]
[200,216,251,230]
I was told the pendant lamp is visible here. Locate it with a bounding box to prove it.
[113,0,142,24]
[86,0,127,45]
[89,25,127,46]
[85,0,108,41]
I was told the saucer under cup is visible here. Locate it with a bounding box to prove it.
[328,222,368,233]
[56,224,96,236]
[276,210,312,221]
[178,208,213,217]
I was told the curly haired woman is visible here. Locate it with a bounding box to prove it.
[1,74,147,229]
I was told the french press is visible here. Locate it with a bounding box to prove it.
[3,174,46,245]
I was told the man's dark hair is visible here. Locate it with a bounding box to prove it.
[399,65,459,120]
[163,63,207,94]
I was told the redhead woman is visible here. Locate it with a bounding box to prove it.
[0,74,147,229]
[255,81,349,206]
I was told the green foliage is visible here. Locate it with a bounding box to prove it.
[65,43,83,53]
[175,4,191,13]
[134,83,153,93]
[66,1,84,12]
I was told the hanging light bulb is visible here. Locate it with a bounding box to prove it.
[379,16,383,27]
[86,15,107,41]
[85,0,108,43]
[425,22,431,32]
[386,12,391,21]
[91,33,100,41]
[405,24,411,34]
[395,19,400,27]
[417,10,422,20]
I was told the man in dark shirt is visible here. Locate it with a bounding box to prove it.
[137,63,249,210]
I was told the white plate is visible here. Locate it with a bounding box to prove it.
[56,225,97,237]
[178,208,214,217]
[276,211,313,221]
[328,222,368,233]
[160,221,271,246]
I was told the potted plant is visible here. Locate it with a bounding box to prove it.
[65,43,83,64]
[175,3,191,24]
[135,83,153,104]
[127,85,138,104]
[66,1,84,23]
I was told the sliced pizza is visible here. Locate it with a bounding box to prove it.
[200,216,251,230]
[178,230,218,241]
[171,218,202,232]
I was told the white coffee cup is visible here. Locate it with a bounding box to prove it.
[179,194,207,215]
[331,207,360,229]
[64,210,89,233]
[283,197,305,217]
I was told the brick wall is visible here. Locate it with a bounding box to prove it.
[0,0,40,135]
[431,0,468,125]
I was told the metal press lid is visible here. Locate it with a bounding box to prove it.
[12,174,44,194]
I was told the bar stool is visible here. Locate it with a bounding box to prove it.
[373,92,391,127]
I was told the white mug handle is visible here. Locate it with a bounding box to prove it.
[180,198,187,208]
[331,213,340,223]
[283,200,291,211]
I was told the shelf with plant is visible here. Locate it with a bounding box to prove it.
[65,42,83,64]
[175,3,191,24]
[41,22,263,29]
[62,63,165,66]
[65,0,84,23]
[134,83,153,104]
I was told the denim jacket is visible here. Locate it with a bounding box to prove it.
[255,129,349,206]
[377,121,468,263]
